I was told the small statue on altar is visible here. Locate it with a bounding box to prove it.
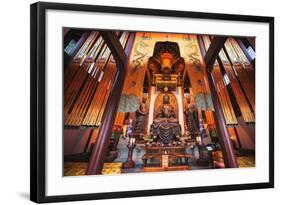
[197,119,210,166]
[125,119,133,140]
[184,94,199,139]
[199,119,208,143]
[133,97,148,135]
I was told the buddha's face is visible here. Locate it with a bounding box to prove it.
[162,105,171,116]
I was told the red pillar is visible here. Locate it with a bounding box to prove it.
[198,36,238,168]
[86,32,135,175]
[86,62,125,175]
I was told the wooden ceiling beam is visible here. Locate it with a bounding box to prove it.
[247,37,256,50]
[204,36,227,71]
[100,31,127,65]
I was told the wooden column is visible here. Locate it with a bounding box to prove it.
[86,31,128,175]
[200,36,238,168]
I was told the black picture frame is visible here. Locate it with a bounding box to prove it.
[30,1,274,203]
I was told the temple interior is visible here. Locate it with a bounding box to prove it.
[63,29,256,176]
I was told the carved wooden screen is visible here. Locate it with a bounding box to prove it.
[219,39,255,123]
[201,36,238,125]
[224,39,255,112]
[64,31,130,126]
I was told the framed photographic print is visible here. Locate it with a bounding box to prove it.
[30,1,274,203]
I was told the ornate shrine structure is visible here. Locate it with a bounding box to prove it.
[63,30,256,176]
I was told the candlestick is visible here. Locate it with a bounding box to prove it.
[123,136,136,169]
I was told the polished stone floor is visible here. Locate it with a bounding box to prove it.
[64,140,255,176]
[64,155,255,176]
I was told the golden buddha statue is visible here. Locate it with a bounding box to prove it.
[154,94,178,123]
